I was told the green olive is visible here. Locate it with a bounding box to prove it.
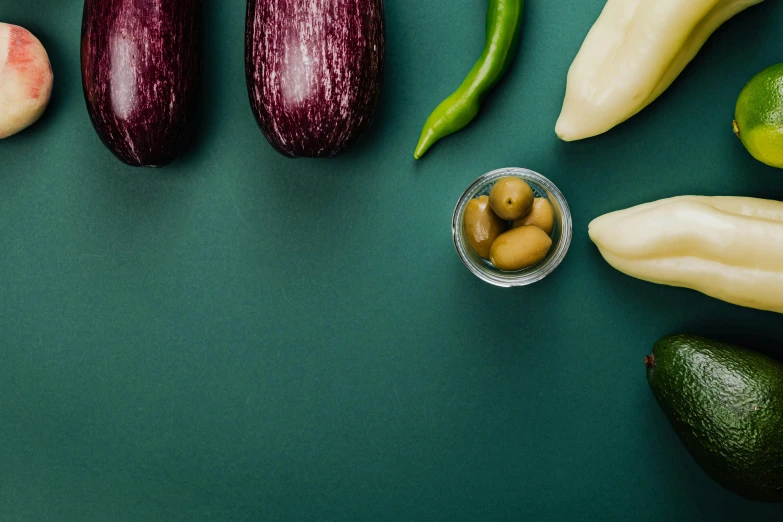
[512,198,555,236]
[490,226,552,271]
[463,195,507,259]
[488,177,534,220]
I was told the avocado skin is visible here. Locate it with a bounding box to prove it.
[647,334,783,502]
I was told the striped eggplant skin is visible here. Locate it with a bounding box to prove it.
[245,0,385,158]
[81,0,200,167]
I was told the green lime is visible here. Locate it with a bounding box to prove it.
[734,63,783,169]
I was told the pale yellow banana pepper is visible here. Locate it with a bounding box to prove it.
[589,196,783,314]
[556,0,765,142]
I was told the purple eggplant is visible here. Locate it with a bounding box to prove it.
[245,0,385,158]
[81,0,200,167]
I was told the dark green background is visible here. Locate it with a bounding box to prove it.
[2,0,783,520]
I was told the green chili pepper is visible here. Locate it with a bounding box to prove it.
[413,0,524,160]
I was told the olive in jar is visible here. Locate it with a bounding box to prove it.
[463,195,507,259]
[490,226,552,271]
[488,177,534,220]
[512,198,554,235]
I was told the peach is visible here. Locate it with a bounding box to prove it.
[0,23,53,139]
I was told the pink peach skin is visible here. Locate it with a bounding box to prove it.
[0,23,53,139]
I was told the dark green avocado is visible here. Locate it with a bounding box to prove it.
[646,334,783,502]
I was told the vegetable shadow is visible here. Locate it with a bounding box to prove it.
[178,0,214,167]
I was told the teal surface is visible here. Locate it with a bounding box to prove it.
[2,1,783,520]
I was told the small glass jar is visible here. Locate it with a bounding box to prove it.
[452,167,572,287]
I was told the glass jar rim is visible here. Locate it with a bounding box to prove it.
[452,167,572,287]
